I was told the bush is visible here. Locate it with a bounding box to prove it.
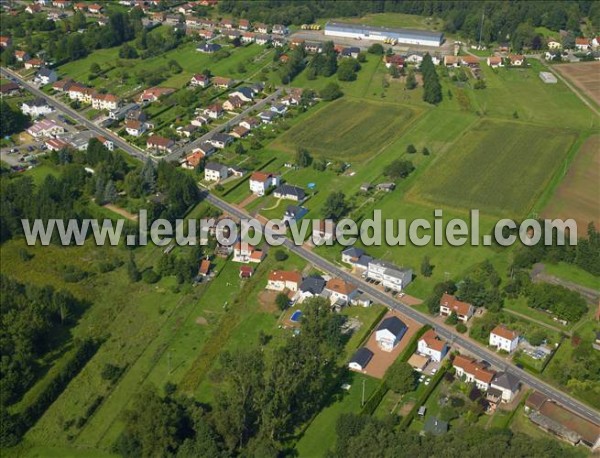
[456,323,467,333]
[142,269,160,284]
[274,249,288,262]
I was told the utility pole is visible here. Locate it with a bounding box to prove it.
[361,378,366,407]
[168,351,172,375]
[478,9,485,50]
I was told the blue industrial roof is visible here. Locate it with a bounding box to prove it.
[325,21,443,43]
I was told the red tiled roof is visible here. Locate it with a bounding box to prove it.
[147,135,173,147]
[268,270,302,284]
[420,329,446,352]
[199,259,210,275]
[453,355,495,384]
[491,325,518,341]
[440,293,473,316]
[326,278,357,296]
[250,171,273,183]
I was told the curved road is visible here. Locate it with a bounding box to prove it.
[4,66,599,427]
[204,192,600,426]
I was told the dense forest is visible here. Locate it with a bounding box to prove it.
[0,139,200,244]
[219,0,600,41]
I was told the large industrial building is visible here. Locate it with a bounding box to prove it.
[324,21,444,47]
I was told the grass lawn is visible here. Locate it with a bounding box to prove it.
[270,98,418,162]
[337,13,445,32]
[504,296,574,332]
[410,119,579,219]
[541,262,600,291]
[294,372,379,457]
[24,163,61,185]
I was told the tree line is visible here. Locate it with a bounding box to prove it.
[114,297,348,457]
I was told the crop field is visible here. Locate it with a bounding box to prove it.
[542,135,600,230]
[410,120,579,218]
[554,61,600,107]
[271,98,417,161]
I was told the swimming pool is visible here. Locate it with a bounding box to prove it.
[290,310,302,322]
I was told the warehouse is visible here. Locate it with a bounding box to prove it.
[324,21,444,47]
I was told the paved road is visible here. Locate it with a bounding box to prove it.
[165,87,284,161]
[203,191,600,426]
[1,67,148,161]
[5,65,599,427]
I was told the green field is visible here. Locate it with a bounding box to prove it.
[410,120,579,218]
[271,98,418,161]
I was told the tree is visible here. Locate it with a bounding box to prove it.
[383,160,415,180]
[421,54,442,105]
[0,101,29,137]
[421,256,433,277]
[456,322,467,333]
[389,65,400,79]
[319,82,343,101]
[295,148,312,167]
[406,144,416,154]
[322,191,348,221]
[104,180,117,204]
[405,69,417,89]
[445,311,458,325]
[89,62,101,75]
[275,293,290,311]
[127,254,141,282]
[385,362,415,394]
[235,142,246,155]
[119,42,138,59]
[422,147,430,156]
[368,43,384,55]
[274,250,288,262]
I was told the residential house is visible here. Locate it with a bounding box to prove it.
[452,355,495,391]
[204,162,229,181]
[383,54,404,68]
[198,43,221,53]
[21,98,53,118]
[239,265,254,279]
[92,93,120,111]
[191,115,210,127]
[35,67,58,85]
[575,37,590,51]
[489,325,519,353]
[24,58,44,69]
[348,347,373,372]
[443,55,460,67]
[241,32,255,44]
[15,50,30,62]
[198,259,211,277]
[209,132,233,149]
[223,95,244,111]
[240,117,260,130]
[375,316,408,352]
[508,54,525,66]
[267,270,302,292]
[547,39,562,49]
[125,119,146,136]
[25,4,43,13]
[108,102,139,120]
[312,220,336,245]
[254,22,269,33]
[88,3,103,13]
[283,205,308,225]
[228,166,245,178]
[417,329,448,362]
[146,135,175,153]
[341,46,360,58]
[405,53,424,65]
[376,182,395,192]
[305,41,323,53]
[296,276,326,303]
[224,30,241,40]
[324,278,358,307]
[365,260,412,291]
[197,29,214,40]
[27,119,64,138]
[290,37,305,48]
[272,24,287,35]
[238,18,250,30]
[341,247,365,266]
[181,150,205,169]
[220,18,233,29]
[255,34,271,45]
[439,293,474,322]
[272,36,286,47]
[0,82,20,97]
[177,124,198,138]
[138,87,175,103]
[273,184,305,201]
[204,103,224,119]
[0,36,12,48]
[270,103,287,115]
[96,135,114,151]
[190,73,211,88]
[212,76,233,89]
[486,56,502,68]
[45,137,70,151]
[490,372,520,403]
[233,242,263,263]
[259,110,277,123]
[231,125,249,138]
[230,87,254,102]
[195,141,215,157]
[593,37,600,48]
[249,171,279,195]
[52,0,71,8]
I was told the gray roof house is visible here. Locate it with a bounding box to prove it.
[283,205,308,224]
[299,276,326,295]
[210,133,234,148]
[348,347,374,371]
[273,184,306,201]
[490,372,520,402]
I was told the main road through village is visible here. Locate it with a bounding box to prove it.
[4,66,600,426]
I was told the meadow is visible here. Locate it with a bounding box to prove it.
[409,119,579,218]
[271,98,417,161]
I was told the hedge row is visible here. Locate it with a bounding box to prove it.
[1,339,99,447]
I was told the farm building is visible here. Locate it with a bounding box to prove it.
[324,21,444,47]
[539,72,557,84]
